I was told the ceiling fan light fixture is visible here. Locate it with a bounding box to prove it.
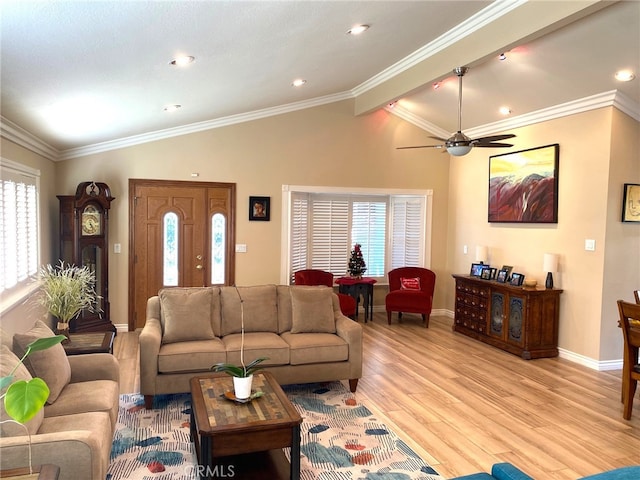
[447,145,472,156]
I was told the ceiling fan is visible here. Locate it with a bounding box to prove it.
[397,66,515,156]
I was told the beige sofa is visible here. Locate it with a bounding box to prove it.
[140,284,363,408]
[0,321,120,480]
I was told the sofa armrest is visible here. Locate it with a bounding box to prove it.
[68,353,120,384]
[491,463,534,480]
[139,303,163,395]
[335,314,363,378]
[0,430,106,479]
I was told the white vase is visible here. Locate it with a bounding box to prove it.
[233,375,253,400]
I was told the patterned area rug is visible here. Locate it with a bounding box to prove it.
[107,383,443,480]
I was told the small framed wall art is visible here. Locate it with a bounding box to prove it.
[622,183,640,222]
[249,196,270,221]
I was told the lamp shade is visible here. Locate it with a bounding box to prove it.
[543,253,558,273]
[475,246,488,263]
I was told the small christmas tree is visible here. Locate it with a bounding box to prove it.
[348,243,367,277]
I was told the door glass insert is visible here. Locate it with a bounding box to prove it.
[163,212,178,286]
[211,213,226,284]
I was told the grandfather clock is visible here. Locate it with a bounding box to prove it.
[58,182,115,333]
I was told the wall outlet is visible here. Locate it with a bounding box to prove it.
[114,243,121,254]
[235,244,247,253]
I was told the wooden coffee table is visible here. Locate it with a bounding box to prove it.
[190,372,302,480]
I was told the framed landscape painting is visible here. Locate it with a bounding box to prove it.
[488,144,559,223]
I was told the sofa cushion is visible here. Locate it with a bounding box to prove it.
[43,379,119,426]
[160,287,216,343]
[158,338,227,373]
[0,344,44,436]
[281,332,348,365]
[223,332,290,366]
[290,286,336,334]
[220,285,278,336]
[277,285,293,334]
[13,320,71,404]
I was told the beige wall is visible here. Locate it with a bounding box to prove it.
[447,107,640,363]
[0,139,57,336]
[53,99,451,331]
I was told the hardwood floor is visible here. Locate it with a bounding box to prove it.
[113,312,640,479]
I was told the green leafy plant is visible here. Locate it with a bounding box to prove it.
[211,357,268,378]
[0,335,65,423]
[37,260,101,328]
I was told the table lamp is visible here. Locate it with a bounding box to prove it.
[475,246,488,265]
[543,253,559,289]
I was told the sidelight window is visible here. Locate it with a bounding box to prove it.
[163,212,178,286]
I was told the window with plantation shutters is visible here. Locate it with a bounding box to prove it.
[0,159,40,304]
[390,196,425,268]
[284,186,431,284]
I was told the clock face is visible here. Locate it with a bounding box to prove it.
[81,206,101,236]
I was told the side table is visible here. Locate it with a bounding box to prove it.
[62,331,115,355]
[335,276,377,322]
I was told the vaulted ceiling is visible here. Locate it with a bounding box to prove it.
[1,1,638,160]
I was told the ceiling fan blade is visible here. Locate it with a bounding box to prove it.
[396,145,444,150]
[473,133,516,143]
[472,142,514,148]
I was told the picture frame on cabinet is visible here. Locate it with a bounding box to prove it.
[500,265,513,280]
[510,272,525,286]
[480,268,492,280]
[470,263,485,277]
[489,267,497,280]
[496,269,508,283]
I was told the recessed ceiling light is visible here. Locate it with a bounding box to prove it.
[615,70,635,82]
[347,24,369,35]
[498,53,507,61]
[170,56,195,66]
[292,79,307,87]
[499,106,512,115]
[163,104,182,112]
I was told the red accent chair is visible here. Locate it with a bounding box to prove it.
[385,267,436,327]
[294,269,357,319]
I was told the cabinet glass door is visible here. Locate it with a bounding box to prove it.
[508,296,524,344]
[490,292,505,337]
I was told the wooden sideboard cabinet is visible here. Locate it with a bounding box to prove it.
[453,274,562,359]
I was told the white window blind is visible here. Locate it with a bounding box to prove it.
[1,160,40,297]
[390,196,425,268]
[287,188,427,282]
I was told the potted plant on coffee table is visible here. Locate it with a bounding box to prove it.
[211,287,267,400]
[1,335,65,475]
[36,260,101,340]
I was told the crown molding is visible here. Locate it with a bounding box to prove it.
[0,116,58,161]
[351,0,526,96]
[388,90,640,140]
[58,91,353,160]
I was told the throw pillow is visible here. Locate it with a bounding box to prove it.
[12,320,71,404]
[400,277,421,290]
[0,344,44,436]
[159,288,215,344]
[290,286,336,334]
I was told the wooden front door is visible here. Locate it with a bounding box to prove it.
[129,179,236,330]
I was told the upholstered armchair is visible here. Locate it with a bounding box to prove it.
[385,267,436,327]
[294,269,357,319]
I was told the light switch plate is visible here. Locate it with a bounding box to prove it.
[235,244,247,253]
[585,239,596,251]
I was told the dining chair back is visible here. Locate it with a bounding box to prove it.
[617,299,640,420]
[385,267,436,327]
[294,269,357,319]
